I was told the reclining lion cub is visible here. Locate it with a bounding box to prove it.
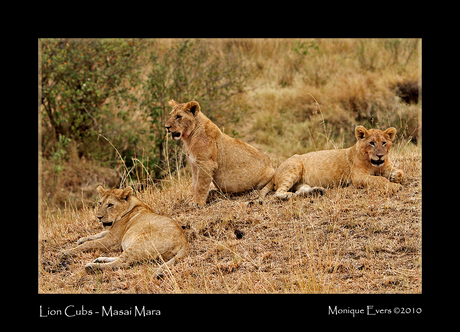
[61,186,189,276]
[260,126,404,199]
[165,99,275,206]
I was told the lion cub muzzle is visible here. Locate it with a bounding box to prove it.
[171,132,181,140]
[96,215,114,228]
[370,157,385,167]
[165,125,181,140]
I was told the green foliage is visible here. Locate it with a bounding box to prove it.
[41,38,143,160]
[51,134,71,173]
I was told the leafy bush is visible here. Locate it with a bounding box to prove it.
[41,38,144,162]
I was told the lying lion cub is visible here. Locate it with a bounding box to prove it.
[165,99,275,206]
[260,126,404,199]
[61,186,189,276]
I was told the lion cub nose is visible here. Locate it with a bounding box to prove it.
[376,153,385,158]
[97,216,103,222]
[165,125,171,130]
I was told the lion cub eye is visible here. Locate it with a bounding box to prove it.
[107,203,113,208]
[369,141,375,146]
[176,115,182,120]
[382,141,387,146]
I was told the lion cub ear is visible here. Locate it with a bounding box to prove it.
[185,101,201,116]
[383,127,397,141]
[97,186,106,196]
[355,126,369,140]
[168,99,179,107]
[121,187,134,201]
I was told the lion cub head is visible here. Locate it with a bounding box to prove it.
[96,186,134,229]
[165,99,201,141]
[355,125,397,167]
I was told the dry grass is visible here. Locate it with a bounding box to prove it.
[236,38,421,157]
[39,142,421,294]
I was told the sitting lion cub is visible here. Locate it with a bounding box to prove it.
[165,99,275,206]
[61,186,189,276]
[260,126,404,199]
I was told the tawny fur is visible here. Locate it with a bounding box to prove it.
[61,186,189,276]
[165,99,275,206]
[260,126,404,200]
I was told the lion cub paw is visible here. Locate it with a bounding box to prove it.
[296,186,325,197]
[76,236,90,245]
[274,191,296,200]
[93,257,117,263]
[389,170,404,184]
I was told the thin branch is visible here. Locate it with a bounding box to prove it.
[83,106,100,130]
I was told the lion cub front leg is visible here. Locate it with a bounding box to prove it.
[379,162,404,184]
[61,232,119,257]
[192,162,216,206]
[273,160,302,200]
[76,230,109,245]
[189,157,198,190]
[351,173,401,194]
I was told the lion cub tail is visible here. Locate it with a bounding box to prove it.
[259,178,274,198]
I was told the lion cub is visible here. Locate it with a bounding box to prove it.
[260,126,404,199]
[165,99,275,206]
[61,186,189,276]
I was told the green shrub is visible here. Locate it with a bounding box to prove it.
[40,38,144,162]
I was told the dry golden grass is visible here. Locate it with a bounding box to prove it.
[39,142,421,294]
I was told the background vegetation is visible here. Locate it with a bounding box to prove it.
[39,38,421,207]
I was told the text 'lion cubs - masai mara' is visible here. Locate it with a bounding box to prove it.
[61,186,189,277]
[165,99,275,206]
[260,126,404,199]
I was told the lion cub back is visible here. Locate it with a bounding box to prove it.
[274,149,351,189]
[213,133,274,192]
[121,202,189,262]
